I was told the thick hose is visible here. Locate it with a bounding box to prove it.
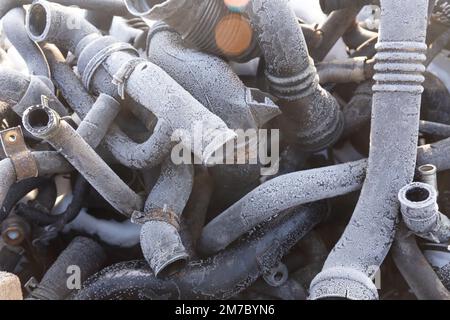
[399,182,450,243]
[22,105,143,217]
[28,237,106,300]
[138,159,193,277]
[124,0,260,62]
[0,0,129,19]
[73,203,327,300]
[310,0,429,300]
[27,1,237,164]
[42,44,173,169]
[146,24,279,204]
[3,8,50,77]
[244,0,343,152]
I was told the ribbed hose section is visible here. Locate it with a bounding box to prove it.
[310,0,428,300]
[125,0,259,62]
[245,0,343,152]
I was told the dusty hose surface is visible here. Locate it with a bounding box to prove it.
[310,0,429,300]
[1,0,450,303]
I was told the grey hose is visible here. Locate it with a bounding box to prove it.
[399,182,450,243]
[28,237,106,300]
[0,0,129,19]
[310,0,429,300]
[244,0,343,152]
[41,44,173,169]
[198,130,450,256]
[3,7,50,77]
[146,24,280,204]
[22,104,144,217]
[26,1,237,164]
[198,160,367,255]
[76,94,121,148]
[124,0,260,62]
[138,159,194,277]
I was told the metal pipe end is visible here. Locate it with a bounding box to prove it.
[22,102,60,139]
[26,0,52,43]
[140,221,189,278]
[309,267,379,300]
[418,164,438,190]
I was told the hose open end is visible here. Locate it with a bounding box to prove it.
[26,1,52,43]
[140,220,189,277]
[22,102,60,140]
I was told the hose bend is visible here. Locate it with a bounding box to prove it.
[147,24,280,204]
[245,0,344,152]
[310,0,429,300]
[73,203,327,300]
[42,44,173,169]
[27,1,237,164]
[3,7,50,77]
[198,160,367,255]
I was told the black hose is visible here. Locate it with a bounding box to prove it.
[72,202,327,300]
[0,177,49,223]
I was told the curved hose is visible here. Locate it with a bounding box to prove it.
[146,24,279,204]
[399,182,450,243]
[124,0,259,62]
[3,7,50,77]
[73,202,327,300]
[27,1,237,164]
[310,0,429,300]
[245,0,343,152]
[0,177,49,223]
[198,160,367,255]
[42,44,173,169]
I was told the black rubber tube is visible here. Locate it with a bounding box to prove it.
[72,203,327,300]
